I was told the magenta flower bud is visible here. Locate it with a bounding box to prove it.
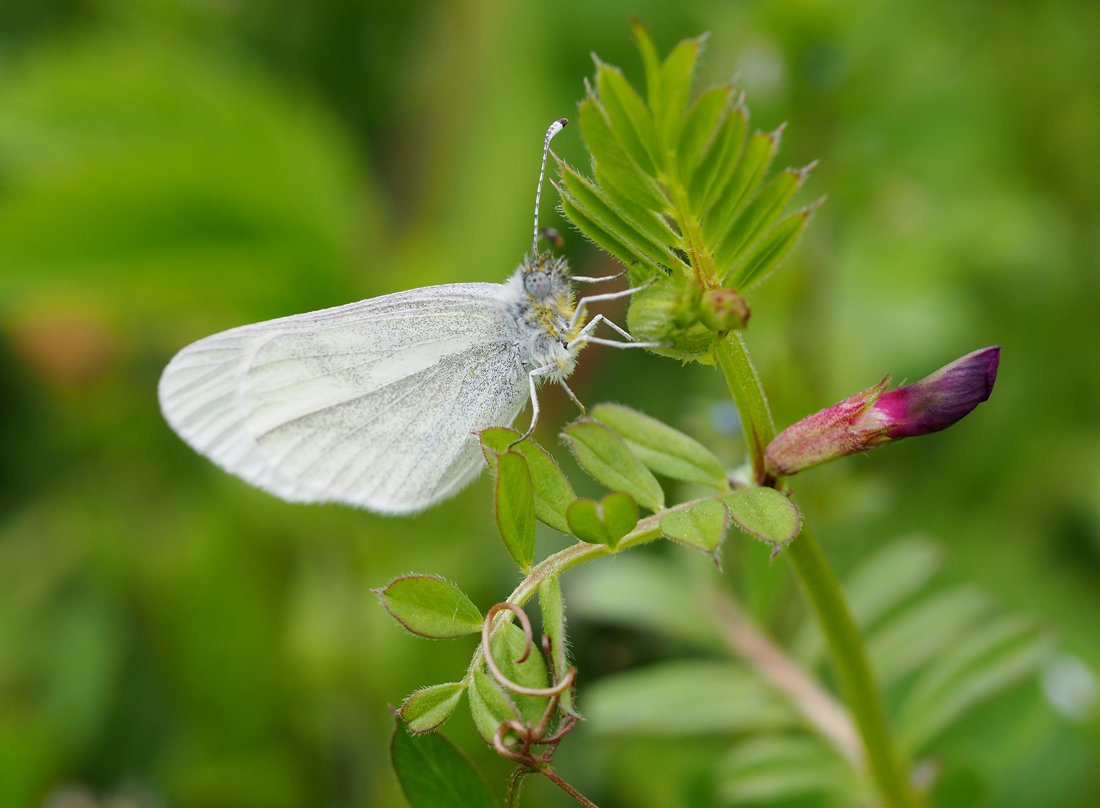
[765,347,1000,477]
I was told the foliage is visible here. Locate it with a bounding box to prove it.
[571,537,1054,805]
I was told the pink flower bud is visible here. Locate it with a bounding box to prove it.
[765,347,1000,477]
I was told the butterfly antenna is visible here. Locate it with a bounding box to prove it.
[532,117,568,257]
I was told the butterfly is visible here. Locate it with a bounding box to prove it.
[158,119,658,513]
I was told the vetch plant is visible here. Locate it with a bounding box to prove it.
[378,24,1052,808]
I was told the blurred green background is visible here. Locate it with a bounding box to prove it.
[1,1,1098,806]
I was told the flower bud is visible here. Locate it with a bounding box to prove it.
[764,347,1000,477]
[699,288,750,332]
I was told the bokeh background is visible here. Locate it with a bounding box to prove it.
[2,1,1098,806]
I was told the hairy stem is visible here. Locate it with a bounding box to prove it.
[506,767,528,808]
[716,332,920,808]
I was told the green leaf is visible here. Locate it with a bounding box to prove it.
[631,18,663,114]
[583,660,797,735]
[400,682,467,734]
[493,451,535,571]
[867,587,992,685]
[722,488,802,550]
[727,204,816,290]
[714,736,857,805]
[374,575,483,639]
[704,128,782,250]
[538,576,575,714]
[559,190,658,278]
[715,163,810,272]
[480,427,576,534]
[578,95,668,213]
[660,498,729,556]
[898,615,1055,751]
[565,492,639,548]
[557,160,684,271]
[594,60,661,175]
[468,667,517,746]
[689,102,748,214]
[591,402,727,488]
[560,156,683,251]
[468,623,550,744]
[656,36,705,148]
[390,723,494,808]
[561,419,665,511]
[677,84,732,183]
[841,538,944,628]
[565,499,605,544]
[491,621,551,708]
[600,491,641,542]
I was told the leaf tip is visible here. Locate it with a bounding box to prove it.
[802,195,827,218]
[768,121,787,145]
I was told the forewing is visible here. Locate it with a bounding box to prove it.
[158,283,528,512]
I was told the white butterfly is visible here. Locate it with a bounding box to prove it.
[158,119,658,513]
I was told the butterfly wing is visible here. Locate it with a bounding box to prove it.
[158,283,529,513]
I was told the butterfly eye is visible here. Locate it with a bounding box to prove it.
[524,270,552,298]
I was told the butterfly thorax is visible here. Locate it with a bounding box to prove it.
[504,253,579,383]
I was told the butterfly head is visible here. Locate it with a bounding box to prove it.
[522,252,572,302]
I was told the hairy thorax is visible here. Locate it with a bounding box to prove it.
[502,254,581,384]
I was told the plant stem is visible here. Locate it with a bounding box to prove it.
[714,333,775,485]
[540,767,599,808]
[786,526,919,807]
[716,332,920,808]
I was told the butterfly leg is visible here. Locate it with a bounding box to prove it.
[567,309,667,353]
[559,379,586,415]
[568,335,667,351]
[574,313,633,342]
[510,363,558,448]
[568,279,657,333]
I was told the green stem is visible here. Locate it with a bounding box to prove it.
[787,526,920,808]
[714,333,775,484]
[716,332,920,808]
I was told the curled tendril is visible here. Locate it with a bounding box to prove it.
[481,600,581,775]
[493,713,581,766]
[482,602,577,698]
[493,719,536,762]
